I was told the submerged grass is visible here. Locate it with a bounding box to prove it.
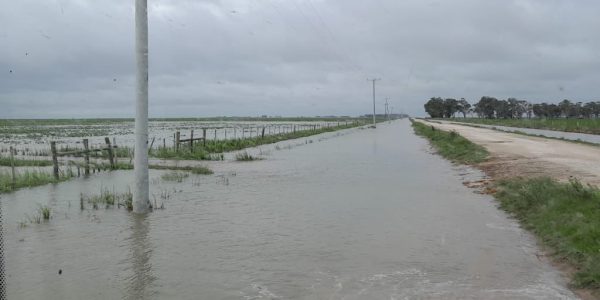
[411,120,488,164]
[496,177,600,289]
[149,164,213,175]
[235,151,258,161]
[81,188,133,210]
[0,157,53,167]
[161,171,189,182]
[0,169,73,193]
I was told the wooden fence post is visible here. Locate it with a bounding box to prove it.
[176,131,180,152]
[105,137,115,168]
[262,127,265,138]
[190,130,194,151]
[83,139,90,175]
[214,129,217,140]
[9,146,16,188]
[50,141,59,179]
[148,137,155,155]
[203,128,207,146]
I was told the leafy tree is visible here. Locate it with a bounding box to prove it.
[424,97,445,118]
[474,96,498,118]
[457,98,471,118]
[443,98,459,118]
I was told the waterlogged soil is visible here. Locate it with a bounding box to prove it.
[2,120,578,299]
[418,119,600,186]
[0,120,346,156]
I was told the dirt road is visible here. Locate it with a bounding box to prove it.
[416,119,600,185]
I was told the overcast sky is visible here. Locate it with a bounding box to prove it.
[1,0,599,118]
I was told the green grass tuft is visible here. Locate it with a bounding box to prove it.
[38,205,51,220]
[161,171,189,182]
[235,151,258,161]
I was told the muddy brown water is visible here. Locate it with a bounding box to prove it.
[2,120,578,299]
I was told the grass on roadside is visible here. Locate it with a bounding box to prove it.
[411,120,488,164]
[496,177,600,289]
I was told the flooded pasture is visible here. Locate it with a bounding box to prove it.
[0,120,347,156]
[3,120,577,299]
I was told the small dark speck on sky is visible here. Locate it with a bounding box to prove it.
[113,78,117,82]
[9,70,13,73]
[558,86,565,92]
[231,10,237,13]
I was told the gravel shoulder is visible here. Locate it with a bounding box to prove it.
[416,119,600,185]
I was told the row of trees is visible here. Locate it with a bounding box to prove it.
[424,97,600,119]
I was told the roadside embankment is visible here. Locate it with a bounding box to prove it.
[411,118,600,297]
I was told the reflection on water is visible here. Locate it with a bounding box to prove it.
[123,214,156,300]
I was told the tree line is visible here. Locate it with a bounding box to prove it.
[424,97,600,119]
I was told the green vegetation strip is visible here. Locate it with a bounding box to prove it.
[411,120,488,164]
[153,122,366,160]
[0,157,53,167]
[0,164,212,194]
[0,170,73,193]
[496,177,600,289]
[449,118,600,135]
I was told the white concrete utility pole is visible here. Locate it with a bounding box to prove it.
[367,78,380,128]
[384,98,389,121]
[134,0,149,213]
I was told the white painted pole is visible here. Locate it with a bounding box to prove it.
[372,80,376,127]
[134,0,149,213]
[368,78,380,128]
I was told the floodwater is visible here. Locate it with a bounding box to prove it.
[448,121,600,144]
[3,120,578,299]
[0,120,345,154]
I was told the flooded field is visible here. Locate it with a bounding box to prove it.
[0,120,350,155]
[3,120,577,299]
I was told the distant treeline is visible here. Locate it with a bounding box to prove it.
[424,97,600,119]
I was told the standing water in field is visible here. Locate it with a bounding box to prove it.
[3,120,577,299]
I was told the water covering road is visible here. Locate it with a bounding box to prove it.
[3,120,577,299]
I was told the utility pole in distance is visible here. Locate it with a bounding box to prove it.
[134,0,149,213]
[367,78,380,128]
[385,98,389,122]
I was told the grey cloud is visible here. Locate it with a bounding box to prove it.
[1,0,600,118]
